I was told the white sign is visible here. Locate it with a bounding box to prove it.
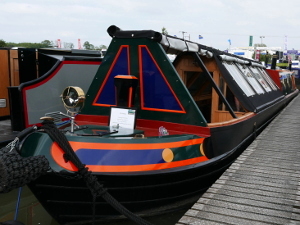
[109,107,136,130]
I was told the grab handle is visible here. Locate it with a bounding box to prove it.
[17,125,38,140]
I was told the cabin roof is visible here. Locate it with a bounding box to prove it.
[106,25,285,113]
[107,25,262,65]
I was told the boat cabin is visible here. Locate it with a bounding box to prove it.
[172,52,287,125]
[12,26,297,135]
[77,26,288,130]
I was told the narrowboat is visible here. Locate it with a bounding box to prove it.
[9,26,298,224]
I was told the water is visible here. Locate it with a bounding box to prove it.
[0,186,189,225]
[0,186,58,225]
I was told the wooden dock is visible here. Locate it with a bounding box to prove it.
[177,96,300,225]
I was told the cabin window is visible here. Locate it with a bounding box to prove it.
[257,67,279,91]
[222,62,255,96]
[185,71,213,122]
[235,63,265,94]
[248,66,272,92]
[218,76,244,112]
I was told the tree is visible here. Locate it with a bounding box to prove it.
[99,44,107,50]
[41,40,53,47]
[5,42,47,48]
[63,42,74,49]
[162,27,168,35]
[83,41,95,50]
[0,39,6,47]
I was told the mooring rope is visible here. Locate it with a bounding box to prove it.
[40,120,153,225]
[0,145,49,193]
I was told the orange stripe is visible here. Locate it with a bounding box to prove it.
[128,87,132,107]
[68,138,204,151]
[51,142,79,171]
[115,75,138,79]
[87,156,208,172]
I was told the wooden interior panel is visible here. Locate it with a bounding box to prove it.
[9,49,19,86]
[208,112,254,127]
[174,53,248,125]
[0,50,10,117]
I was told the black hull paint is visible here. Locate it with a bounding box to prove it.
[26,93,297,224]
[28,151,234,224]
[210,95,290,157]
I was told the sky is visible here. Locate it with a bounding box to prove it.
[1,0,300,51]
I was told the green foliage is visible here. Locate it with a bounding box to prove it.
[83,41,94,50]
[5,41,53,48]
[251,51,272,65]
[98,44,107,50]
[0,39,6,47]
[0,39,107,50]
[259,54,271,64]
[162,27,168,35]
[41,40,54,47]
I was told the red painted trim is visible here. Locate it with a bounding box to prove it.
[74,114,210,137]
[137,119,210,137]
[22,71,54,125]
[93,45,130,107]
[75,114,109,125]
[63,61,101,65]
[138,45,186,114]
[139,107,186,114]
[22,61,101,127]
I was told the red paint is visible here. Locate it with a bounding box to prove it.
[22,60,101,127]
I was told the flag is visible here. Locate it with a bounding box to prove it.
[199,35,203,39]
[228,39,231,45]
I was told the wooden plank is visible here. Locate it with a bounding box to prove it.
[177,96,300,224]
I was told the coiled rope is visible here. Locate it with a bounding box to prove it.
[0,140,49,193]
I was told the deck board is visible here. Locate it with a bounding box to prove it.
[177,95,300,224]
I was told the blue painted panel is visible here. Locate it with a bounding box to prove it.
[141,47,182,111]
[95,47,129,105]
[76,149,164,165]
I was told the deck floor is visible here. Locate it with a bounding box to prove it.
[177,95,300,225]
